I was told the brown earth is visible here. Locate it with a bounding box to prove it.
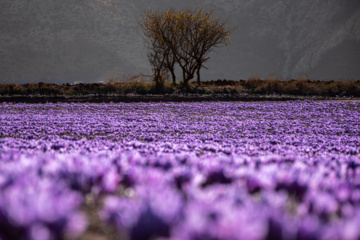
[0,94,358,103]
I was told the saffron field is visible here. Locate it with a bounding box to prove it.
[0,101,360,240]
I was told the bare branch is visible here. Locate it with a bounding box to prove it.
[138,8,233,87]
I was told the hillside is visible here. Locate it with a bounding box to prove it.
[0,0,359,83]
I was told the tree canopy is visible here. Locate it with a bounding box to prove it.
[139,8,233,87]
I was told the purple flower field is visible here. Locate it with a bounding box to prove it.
[0,101,360,240]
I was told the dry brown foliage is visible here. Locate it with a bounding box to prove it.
[1,78,359,97]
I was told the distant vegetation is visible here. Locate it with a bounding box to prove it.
[1,78,360,97]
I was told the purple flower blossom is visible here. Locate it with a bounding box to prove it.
[0,101,360,239]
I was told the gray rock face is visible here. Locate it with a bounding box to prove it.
[1,0,359,83]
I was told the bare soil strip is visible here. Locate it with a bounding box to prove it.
[1,95,358,103]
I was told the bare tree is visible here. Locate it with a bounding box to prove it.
[139,8,232,87]
[147,40,170,87]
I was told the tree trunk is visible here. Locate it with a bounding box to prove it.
[196,67,201,85]
[180,65,194,88]
[154,69,161,85]
[183,73,194,89]
[182,70,186,85]
[170,68,176,85]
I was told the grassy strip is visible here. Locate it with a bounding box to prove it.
[1,78,360,97]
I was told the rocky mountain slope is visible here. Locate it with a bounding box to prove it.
[1,0,359,83]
